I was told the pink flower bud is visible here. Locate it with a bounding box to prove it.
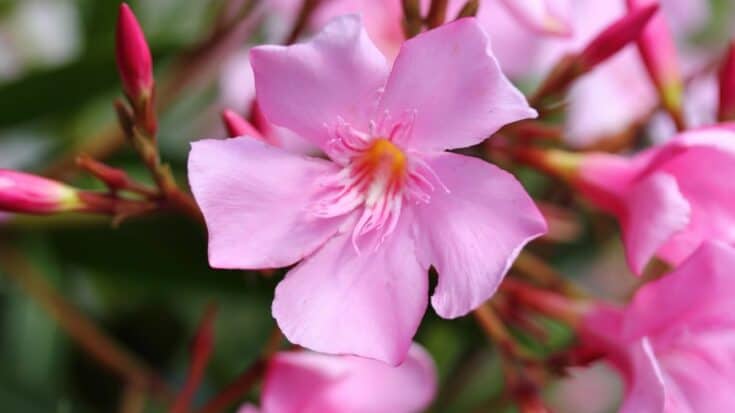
[115,3,153,102]
[626,0,684,127]
[532,5,657,104]
[221,109,265,140]
[718,41,735,122]
[0,170,81,214]
[578,4,658,71]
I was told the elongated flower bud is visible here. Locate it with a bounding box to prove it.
[626,0,684,129]
[221,109,264,139]
[116,3,157,136]
[578,4,658,71]
[0,170,82,214]
[116,4,153,101]
[532,5,657,104]
[718,42,735,122]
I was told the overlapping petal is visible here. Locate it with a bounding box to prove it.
[619,339,666,413]
[581,242,735,413]
[654,140,735,266]
[578,126,735,273]
[622,241,735,340]
[376,18,537,152]
[619,172,690,275]
[188,138,344,269]
[412,153,546,318]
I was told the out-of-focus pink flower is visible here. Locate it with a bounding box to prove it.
[574,125,735,274]
[190,16,546,364]
[239,343,437,413]
[627,0,684,127]
[0,169,81,214]
[499,0,572,37]
[115,3,153,102]
[534,0,706,147]
[579,241,735,412]
[266,0,573,63]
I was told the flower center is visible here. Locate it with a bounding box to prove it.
[352,138,408,198]
[313,116,447,253]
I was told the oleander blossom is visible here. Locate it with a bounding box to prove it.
[579,241,735,412]
[576,124,735,274]
[238,343,437,413]
[189,16,546,364]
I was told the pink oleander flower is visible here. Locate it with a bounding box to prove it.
[0,169,82,214]
[238,343,437,413]
[190,16,546,363]
[579,241,735,412]
[573,125,735,274]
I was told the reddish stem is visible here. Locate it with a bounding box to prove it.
[501,278,585,326]
[170,304,218,413]
[196,359,266,413]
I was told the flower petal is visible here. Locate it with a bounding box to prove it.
[622,241,735,340]
[619,339,667,413]
[250,15,389,155]
[412,153,547,319]
[262,344,437,413]
[322,344,437,413]
[188,138,344,269]
[272,214,427,365]
[654,134,735,266]
[660,333,735,412]
[261,352,344,413]
[619,172,691,275]
[377,18,536,152]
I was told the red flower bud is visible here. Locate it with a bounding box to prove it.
[0,170,82,214]
[718,41,735,122]
[221,109,264,140]
[579,4,658,71]
[115,3,153,102]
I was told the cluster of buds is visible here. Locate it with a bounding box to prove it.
[0,3,198,223]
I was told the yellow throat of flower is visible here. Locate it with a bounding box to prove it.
[361,138,407,177]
